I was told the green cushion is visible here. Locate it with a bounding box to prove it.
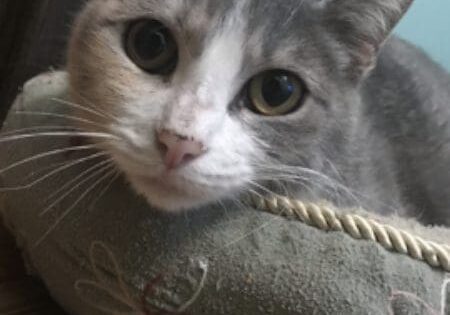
[0,72,449,315]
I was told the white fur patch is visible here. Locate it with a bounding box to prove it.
[164,6,248,141]
[96,2,259,211]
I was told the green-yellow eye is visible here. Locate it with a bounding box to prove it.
[125,20,178,75]
[248,70,306,116]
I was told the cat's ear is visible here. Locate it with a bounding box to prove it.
[323,0,414,80]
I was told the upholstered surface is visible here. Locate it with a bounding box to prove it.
[0,72,449,315]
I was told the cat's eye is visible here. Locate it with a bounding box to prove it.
[125,20,178,75]
[248,71,306,116]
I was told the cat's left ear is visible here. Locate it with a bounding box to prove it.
[323,0,414,81]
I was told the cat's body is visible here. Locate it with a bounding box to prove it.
[359,38,450,224]
[67,0,450,225]
[320,36,450,224]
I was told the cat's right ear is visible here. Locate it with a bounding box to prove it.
[322,0,414,81]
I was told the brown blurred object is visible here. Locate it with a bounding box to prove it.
[0,0,83,126]
[1,1,83,314]
[0,218,66,315]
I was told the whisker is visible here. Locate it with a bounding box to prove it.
[41,159,114,216]
[13,111,109,131]
[0,126,81,137]
[34,166,117,247]
[23,160,73,181]
[209,182,302,256]
[0,144,98,175]
[0,131,119,143]
[87,171,120,211]
[51,97,118,122]
[254,173,340,202]
[210,214,281,257]
[255,162,400,213]
[67,90,116,118]
[255,163,361,205]
[245,180,286,199]
[0,151,109,192]
[217,199,233,221]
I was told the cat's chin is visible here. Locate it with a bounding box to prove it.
[128,174,234,212]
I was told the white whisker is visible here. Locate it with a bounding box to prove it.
[41,160,114,216]
[0,131,119,143]
[211,215,281,257]
[253,160,401,213]
[0,152,109,192]
[34,167,117,247]
[0,126,81,137]
[254,162,361,205]
[51,97,118,122]
[47,157,113,201]
[13,111,109,131]
[87,171,120,211]
[64,92,119,120]
[0,145,98,175]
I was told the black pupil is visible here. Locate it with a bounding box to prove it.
[134,23,168,60]
[262,74,295,107]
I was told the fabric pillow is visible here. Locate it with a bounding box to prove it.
[0,72,449,315]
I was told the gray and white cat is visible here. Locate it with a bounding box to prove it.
[67,0,450,225]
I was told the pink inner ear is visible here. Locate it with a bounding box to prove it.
[358,42,377,69]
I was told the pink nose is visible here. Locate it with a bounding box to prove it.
[157,130,205,170]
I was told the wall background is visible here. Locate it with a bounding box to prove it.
[0,0,449,125]
[395,0,450,71]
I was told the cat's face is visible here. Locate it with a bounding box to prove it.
[68,0,412,211]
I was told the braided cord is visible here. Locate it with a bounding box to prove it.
[247,195,450,272]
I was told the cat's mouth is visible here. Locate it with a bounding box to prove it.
[129,171,243,212]
[108,143,253,212]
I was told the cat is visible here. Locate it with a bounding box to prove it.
[67,0,450,226]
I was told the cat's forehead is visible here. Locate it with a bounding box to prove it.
[87,0,321,64]
[80,0,329,94]
[89,0,317,36]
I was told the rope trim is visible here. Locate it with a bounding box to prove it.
[247,195,450,272]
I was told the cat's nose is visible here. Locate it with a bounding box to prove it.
[157,130,206,170]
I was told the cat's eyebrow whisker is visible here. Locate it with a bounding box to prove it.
[51,97,117,122]
[41,160,114,216]
[34,166,117,247]
[0,151,109,192]
[283,0,307,26]
[0,131,119,144]
[0,144,98,176]
[13,111,110,131]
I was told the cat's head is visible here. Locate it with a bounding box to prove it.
[67,0,413,211]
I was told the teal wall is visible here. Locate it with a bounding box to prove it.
[395,0,450,70]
